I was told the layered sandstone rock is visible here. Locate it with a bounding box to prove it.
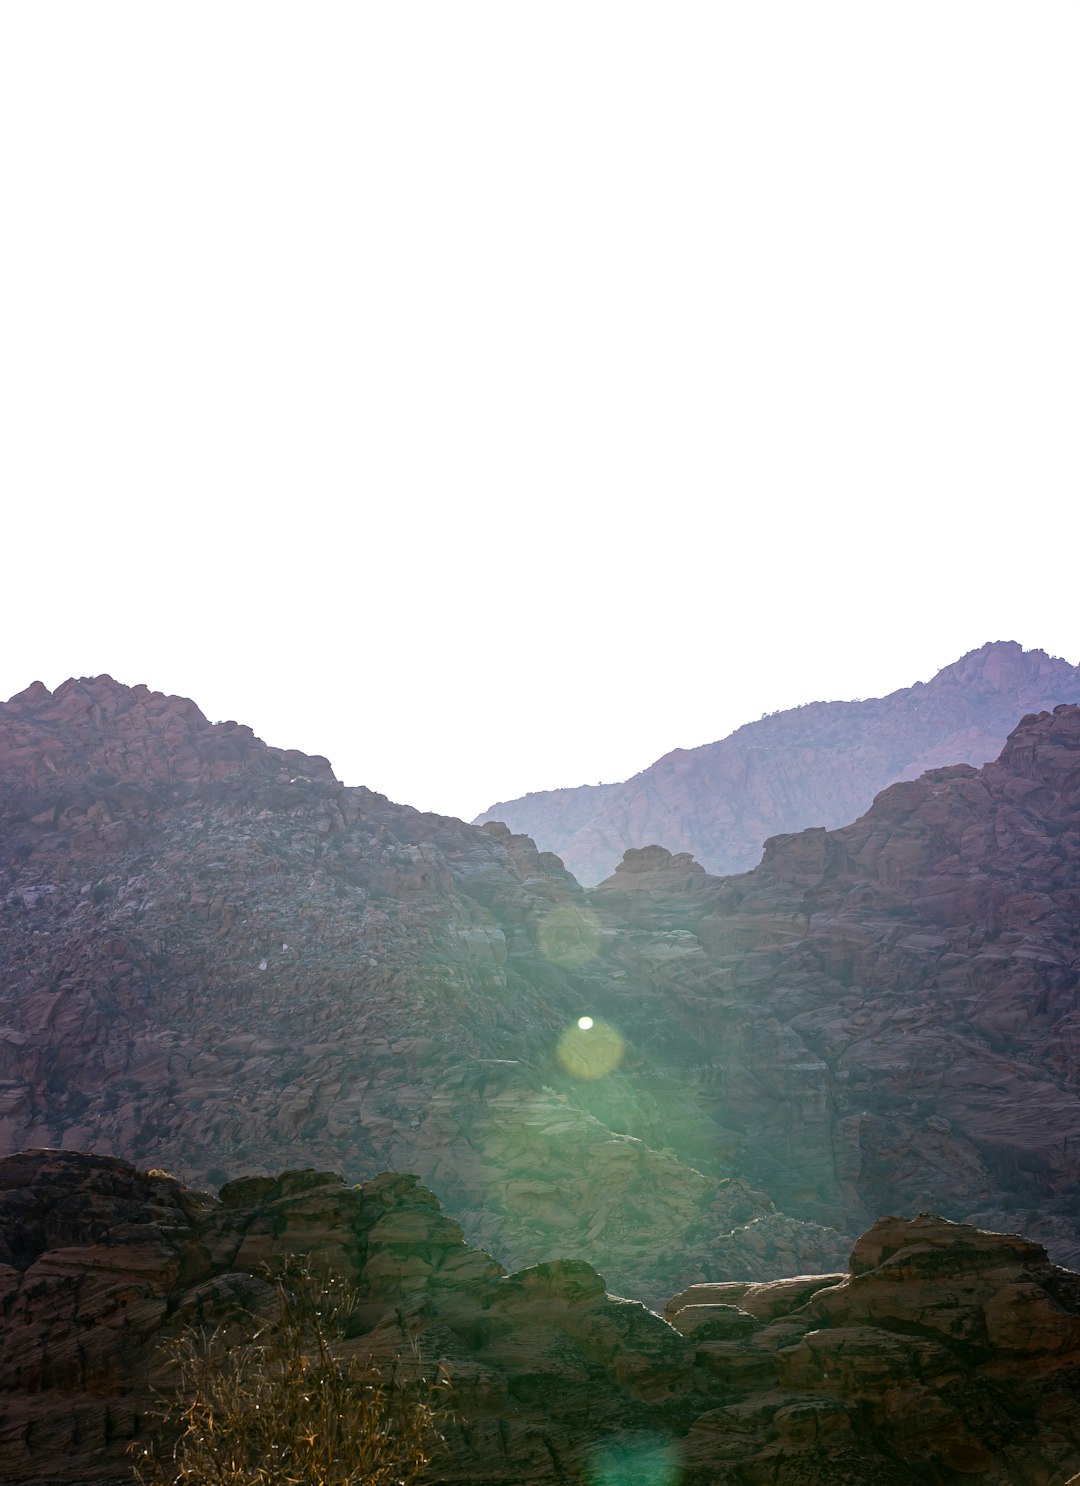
[1,1152,1079,1486]
[677,1214,1080,1483]
[476,640,1080,882]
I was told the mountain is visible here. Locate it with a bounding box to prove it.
[3,1150,1079,1486]
[0,674,847,1304]
[3,673,1080,1301]
[475,640,1080,883]
[587,700,1080,1268]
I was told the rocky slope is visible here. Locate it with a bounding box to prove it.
[3,674,1080,1300]
[2,1150,1079,1486]
[586,701,1080,1267]
[0,675,847,1304]
[476,641,1080,883]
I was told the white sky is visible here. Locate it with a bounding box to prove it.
[2,4,1078,822]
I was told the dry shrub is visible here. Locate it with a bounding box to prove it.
[133,1262,445,1486]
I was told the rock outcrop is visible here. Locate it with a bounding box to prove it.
[667,1212,1080,1483]
[2,1151,1079,1486]
[476,641,1080,882]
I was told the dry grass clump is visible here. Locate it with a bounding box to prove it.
[133,1263,444,1486]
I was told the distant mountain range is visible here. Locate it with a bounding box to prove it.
[475,640,1080,883]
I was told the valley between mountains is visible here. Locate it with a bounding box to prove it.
[2,653,1080,1301]
[2,654,1080,1483]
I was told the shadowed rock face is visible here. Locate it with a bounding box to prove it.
[1,1152,1079,1486]
[475,641,1080,883]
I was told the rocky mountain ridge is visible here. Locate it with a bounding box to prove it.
[0,674,849,1305]
[586,700,1080,1266]
[2,1149,1079,1486]
[476,641,1080,883]
[2,672,1080,1304]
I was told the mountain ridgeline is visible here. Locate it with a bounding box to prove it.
[2,660,1080,1306]
[4,661,1080,1481]
[476,641,1080,883]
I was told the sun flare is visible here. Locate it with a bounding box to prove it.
[556,1017,624,1080]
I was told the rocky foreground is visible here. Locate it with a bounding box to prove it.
[477,641,1080,882]
[2,1150,1079,1486]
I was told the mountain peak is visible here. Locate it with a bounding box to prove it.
[0,673,337,791]
[476,643,1080,882]
[927,640,1070,693]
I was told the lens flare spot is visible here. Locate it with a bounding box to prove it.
[537,904,602,969]
[588,1434,679,1486]
[556,1017,624,1080]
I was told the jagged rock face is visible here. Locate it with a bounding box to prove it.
[476,641,1080,883]
[588,702,1080,1265]
[0,674,337,800]
[0,675,848,1305]
[1,1152,1079,1486]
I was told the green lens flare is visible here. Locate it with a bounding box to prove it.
[556,1017,624,1080]
[588,1434,680,1486]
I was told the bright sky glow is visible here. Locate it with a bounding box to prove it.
[2,4,1077,821]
